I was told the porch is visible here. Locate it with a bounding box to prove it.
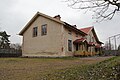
[73,38,102,56]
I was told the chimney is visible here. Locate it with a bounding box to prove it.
[54,15,61,20]
[73,25,77,28]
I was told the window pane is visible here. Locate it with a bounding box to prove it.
[41,24,47,36]
[68,30,72,35]
[33,27,38,37]
[68,40,72,51]
[76,33,78,37]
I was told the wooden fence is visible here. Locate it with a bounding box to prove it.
[0,48,22,57]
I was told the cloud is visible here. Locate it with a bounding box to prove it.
[0,0,119,46]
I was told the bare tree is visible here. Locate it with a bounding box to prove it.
[104,41,114,50]
[10,43,21,50]
[65,0,120,21]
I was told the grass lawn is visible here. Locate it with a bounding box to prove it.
[0,56,118,80]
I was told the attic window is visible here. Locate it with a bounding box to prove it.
[92,37,94,42]
[33,27,38,37]
[76,33,78,37]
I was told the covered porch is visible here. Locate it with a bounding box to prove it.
[73,38,88,56]
[73,38,88,51]
[73,38,103,56]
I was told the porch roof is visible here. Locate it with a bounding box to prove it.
[73,38,86,44]
[88,42,95,46]
[88,42,102,48]
[95,44,101,48]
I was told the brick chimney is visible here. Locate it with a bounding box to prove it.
[54,15,61,20]
[73,25,77,28]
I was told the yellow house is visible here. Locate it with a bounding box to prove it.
[19,12,102,57]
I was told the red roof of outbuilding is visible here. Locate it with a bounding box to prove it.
[80,27,93,34]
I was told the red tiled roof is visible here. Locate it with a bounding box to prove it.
[80,27,93,34]
[88,42,102,47]
[88,42,95,46]
[73,38,86,44]
[95,44,101,48]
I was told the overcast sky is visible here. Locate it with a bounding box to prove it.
[0,0,120,46]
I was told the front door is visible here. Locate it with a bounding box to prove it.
[76,43,79,51]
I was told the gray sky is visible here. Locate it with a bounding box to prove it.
[0,0,120,46]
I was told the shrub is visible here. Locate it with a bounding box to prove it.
[74,50,99,57]
[74,50,84,57]
[74,50,91,57]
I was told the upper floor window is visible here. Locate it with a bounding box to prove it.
[92,37,94,42]
[68,30,72,35]
[68,40,72,51]
[76,33,78,37]
[89,35,92,42]
[33,27,38,37]
[41,24,47,36]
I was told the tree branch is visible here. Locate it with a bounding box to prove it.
[65,0,120,21]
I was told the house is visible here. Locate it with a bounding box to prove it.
[19,12,102,57]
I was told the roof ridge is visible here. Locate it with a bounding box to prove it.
[80,26,94,30]
[79,26,94,34]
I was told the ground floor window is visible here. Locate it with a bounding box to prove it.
[68,40,72,51]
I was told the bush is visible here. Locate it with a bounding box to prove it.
[74,50,84,57]
[74,50,96,57]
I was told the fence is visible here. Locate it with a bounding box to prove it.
[102,50,120,56]
[0,48,22,57]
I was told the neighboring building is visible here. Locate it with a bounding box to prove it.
[19,12,102,57]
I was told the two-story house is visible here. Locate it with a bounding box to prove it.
[19,12,102,57]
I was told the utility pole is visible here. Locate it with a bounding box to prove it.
[108,37,111,50]
[108,34,120,55]
[114,36,117,50]
[108,34,120,50]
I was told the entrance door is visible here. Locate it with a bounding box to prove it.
[76,43,79,51]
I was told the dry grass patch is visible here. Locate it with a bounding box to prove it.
[0,56,112,80]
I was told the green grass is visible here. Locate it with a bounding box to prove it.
[43,56,120,80]
[0,56,117,80]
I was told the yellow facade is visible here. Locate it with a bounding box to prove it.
[20,14,84,57]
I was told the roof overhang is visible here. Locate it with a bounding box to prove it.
[64,22,87,36]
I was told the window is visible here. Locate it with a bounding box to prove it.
[41,24,47,36]
[92,37,94,42]
[68,40,72,51]
[33,27,38,37]
[68,30,72,35]
[89,35,91,42]
[76,33,78,37]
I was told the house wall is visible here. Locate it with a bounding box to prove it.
[22,15,65,57]
[63,26,83,56]
[86,31,97,43]
[85,30,97,52]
